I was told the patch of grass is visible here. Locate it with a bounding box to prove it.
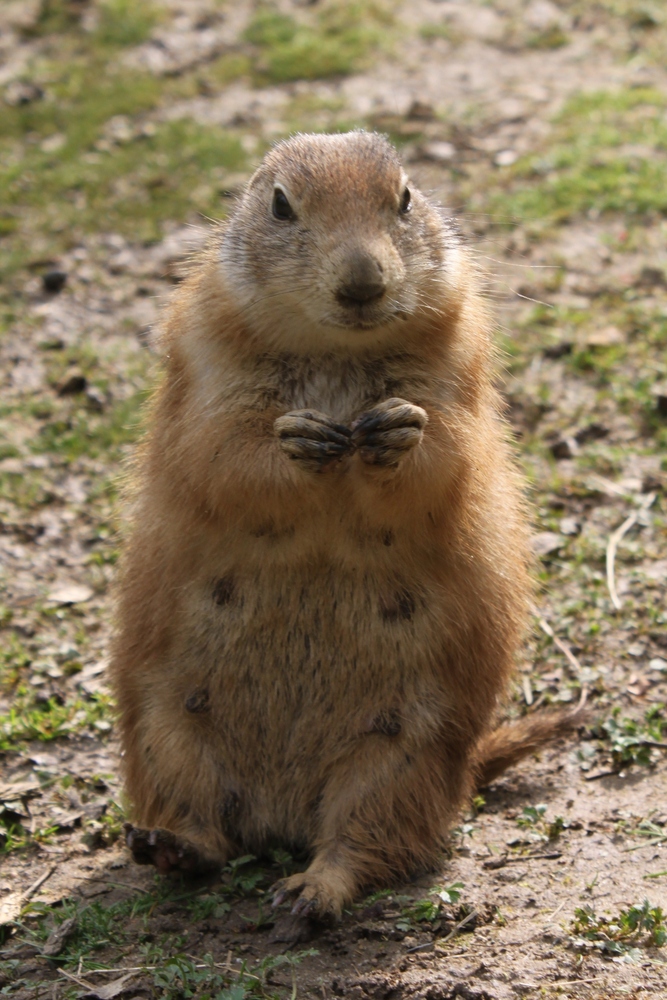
[419,21,459,43]
[0,636,31,688]
[25,0,83,36]
[152,949,318,1000]
[18,871,317,995]
[526,27,569,49]
[32,389,150,463]
[514,803,566,842]
[596,705,667,769]
[397,882,464,931]
[0,34,247,281]
[572,899,666,955]
[244,2,393,83]
[0,692,114,751]
[1,114,245,277]
[0,468,56,510]
[0,62,162,146]
[94,0,162,49]
[0,819,59,854]
[484,89,667,225]
[205,52,254,87]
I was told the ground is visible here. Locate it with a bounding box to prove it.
[1,1,667,998]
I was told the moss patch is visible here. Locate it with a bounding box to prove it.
[244,2,394,83]
[483,89,667,225]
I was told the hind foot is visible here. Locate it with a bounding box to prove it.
[272,866,352,920]
[124,823,219,875]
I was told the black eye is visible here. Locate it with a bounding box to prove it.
[272,187,294,221]
[400,187,411,214]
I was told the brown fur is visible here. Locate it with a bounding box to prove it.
[110,131,565,918]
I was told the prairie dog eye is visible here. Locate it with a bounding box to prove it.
[272,187,295,221]
[400,187,411,214]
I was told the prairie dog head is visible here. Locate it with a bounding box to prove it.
[220,131,462,353]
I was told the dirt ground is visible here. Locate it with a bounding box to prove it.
[1,2,667,998]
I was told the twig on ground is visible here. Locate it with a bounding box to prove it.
[405,909,479,954]
[23,864,57,902]
[483,851,561,869]
[584,769,622,782]
[623,836,667,853]
[58,969,97,991]
[436,909,479,947]
[606,492,656,610]
[555,978,606,987]
[70,874,151,894]
[530,604,585,681]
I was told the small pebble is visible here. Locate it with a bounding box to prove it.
[550,437,578,460]
[421,141,457,163]
[85,385,106,411]
[42,270,67,294]
[57,371,87,396]
[494,149,518,167]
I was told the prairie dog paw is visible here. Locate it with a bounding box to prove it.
[351,398,428,467]
[124,823,218,875]
[274,410,353,469]
[272,868,349,920]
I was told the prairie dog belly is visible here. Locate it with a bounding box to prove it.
[162,557,449,839]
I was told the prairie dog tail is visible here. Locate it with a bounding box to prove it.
[473,707,588,787]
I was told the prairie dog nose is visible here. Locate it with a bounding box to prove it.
[336,248,386,306]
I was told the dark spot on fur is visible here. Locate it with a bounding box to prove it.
[185,688,210,713]
[221,790,240,821]
[212,576,235,605]
[175,802,190,820]
[250,521,274,538]
[372,710,402,737]
[250,522,296,541]
[382,530,393,546]
[381,590,415,621]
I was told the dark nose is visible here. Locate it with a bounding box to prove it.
[336,249,386,306]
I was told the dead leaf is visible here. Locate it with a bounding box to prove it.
[0,779,42,803]
[46,584,94,605]
[42,915,78,956]
[0,892,21,927]
[626,672,650,697]
[532,532,563,557]
[85,973,137,999]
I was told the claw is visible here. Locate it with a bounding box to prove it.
[291,895,316,917]
[272,889,288,909]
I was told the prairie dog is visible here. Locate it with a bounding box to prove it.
[111,131,564,919]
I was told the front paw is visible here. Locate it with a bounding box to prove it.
[272,869,345,920]
[351,398,428,467]
[274,410,353,470]
[124,823,218,875]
